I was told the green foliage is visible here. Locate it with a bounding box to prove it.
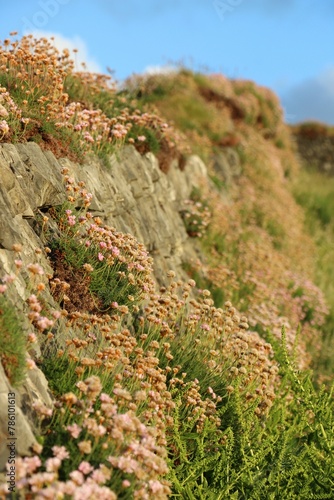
[128,125,161,155]
[292,166,334,378]
[0,294,26,386]
[180,187,212,238]
[209,174,225,191]
[167,329,334,498]
[49,207,144,312]
[275,138,285,149]
[182,261,225,308]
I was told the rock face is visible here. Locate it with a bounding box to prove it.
[0,143,210,469]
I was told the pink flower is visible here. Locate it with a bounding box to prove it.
[98,252,104,262]
[20,456,42,474]
[26,358,36,370]
[0,120,9,134]
[67,215,76,226]
[69,470,84,485]
[78,461,94,475]
[27,263,44,275]
[137,135,146,142]
[91,468,108,483]
[46,457,61,472]
[2,274,16,283]
[149,480,164,493]
[100,393,113,403]
[67,423,82,439]
[52,445,70,460]
[0,284,7,293]
[36,316,54,331]
[27,333,37,343]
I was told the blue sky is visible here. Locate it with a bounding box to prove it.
[1,0,334,124]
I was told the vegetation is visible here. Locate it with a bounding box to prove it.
[0,33,334,499]
[0,293,26,387]
[292,166,334,383]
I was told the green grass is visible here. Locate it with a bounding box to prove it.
[0,295,26,387]
[292,165,334,379]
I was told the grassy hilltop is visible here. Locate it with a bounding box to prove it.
[0,34,334,498]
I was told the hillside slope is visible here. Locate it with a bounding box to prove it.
[0,34,333,498]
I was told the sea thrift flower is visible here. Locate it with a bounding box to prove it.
[67,423,82,439]
[26,358,36,370]
[83,263,94,272]
[0,104,9,117]
[45,457,61,472]
[0,119,9,135]
[112,246,120,256]
[12,243,22,253]
[35,316,54,331]
[27,263,44,275]
[78,461,94,475]
[69,470,85,485]
[98,252,104,261]
[32,401,52,417]
[52,446,70,460]
[2,274,15,284]
[78,440,92,454]
[67,215,76,226]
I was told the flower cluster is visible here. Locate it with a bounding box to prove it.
[180,198,212,238]
[0,33,189,164]
[47,169,155,313]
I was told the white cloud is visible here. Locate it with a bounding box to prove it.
[143,64,177,75]
[24,30,103,73]
[317,67,334,99]
[281,66,334,124]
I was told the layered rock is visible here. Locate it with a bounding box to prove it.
[0,142,213,468]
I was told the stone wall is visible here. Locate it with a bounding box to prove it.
[292,130,334,174]
[0,142,224,469]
